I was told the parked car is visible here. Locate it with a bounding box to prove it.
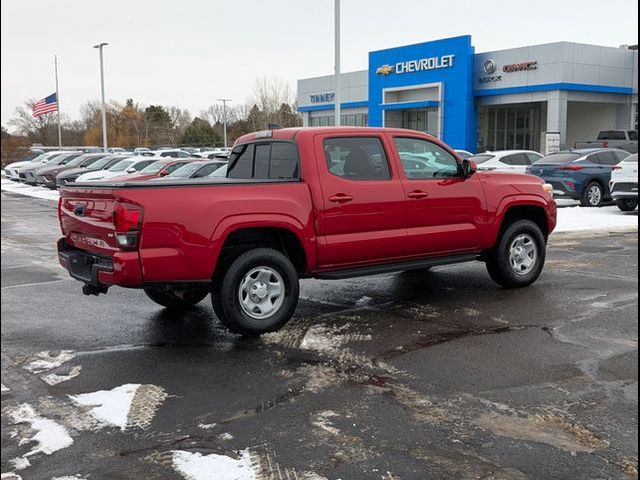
[454,149,474,159]
[108,158,198,181]
[57,127,556,336]
[132,147,152,156]
[74,158,158,182]
[19,151,82,185]
[5,151,68,181]
[575,130,638,153]
[526,148,631,207]
[107,148,127,154]
[163,160,228,179]
[150,149,196,158]
[56,155,132,187]
[610,153,638,211]
[469,150,543,174]
[200,149,232,159]
[36,153,109,189]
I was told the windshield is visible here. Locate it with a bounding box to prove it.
[45,155,71,166]
[535,153,582,164]
[61,154,87,167]
[139,161,166,174]
[468,154,495,164]
[107,160,134,172]
[208,164,228,178]
[89,156,119,170]
[167,163,201,178]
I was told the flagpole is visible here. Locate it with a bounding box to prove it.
[54,55,62,147]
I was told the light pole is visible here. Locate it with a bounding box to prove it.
[334,0,341,127]
[93,42,109,152]
[217,98,231,148]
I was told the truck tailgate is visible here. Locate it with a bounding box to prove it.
[59,187,122,255]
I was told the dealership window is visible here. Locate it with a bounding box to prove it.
[384,108,439,137]
[478,105,541,152]
[310,113,368,127]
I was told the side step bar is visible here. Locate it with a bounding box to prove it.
[314,253,480,280]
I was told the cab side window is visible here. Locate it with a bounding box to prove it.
[393,137,461,179]
[227,144,255,178]
[323,137,391,181]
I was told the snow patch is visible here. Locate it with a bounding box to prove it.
[0,473,22,480]
[41,366,82,386]
[51,476,87,480]
[171,449,257,480]
[69,383,166,430]
[311,410,340,436]
[24,350,75,374]
[8,457,30,470]
[6,403,73,457]
[1,178,59,202]
[355,295,373,307]
[198,422,217,430]
[1,383,9,392]
[554,206,638,233]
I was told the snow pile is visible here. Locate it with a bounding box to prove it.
[555,206,637,233]
[1,178,59,201]
[24,350,75,374]
[171,450,257,480]
[6,403,73,457]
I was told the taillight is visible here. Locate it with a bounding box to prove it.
[612,165,622,170]
[58,197,65,235]
[113,202,143,248]
[603,141,609,148]
[558,165,585,171]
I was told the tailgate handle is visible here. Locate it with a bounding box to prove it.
[74,204,86,216]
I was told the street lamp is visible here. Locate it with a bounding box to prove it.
[93,42,109,152]
[334,0,341,126]
[217,98,232,148]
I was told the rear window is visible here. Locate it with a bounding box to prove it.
[227,142,299,180]
[597,131,626,140]
[469,154,495,164]
[623,153,638,163]
[535,153,581,164]
[168,163,201,178]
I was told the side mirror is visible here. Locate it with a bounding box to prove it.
[126,167,136,173]
[158,171,168,177]
[462,159,477,177]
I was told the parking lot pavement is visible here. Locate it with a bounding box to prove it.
[1,190,638,480]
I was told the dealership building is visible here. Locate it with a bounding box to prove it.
[297,36,638,153]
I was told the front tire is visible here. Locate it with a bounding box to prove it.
[212,248,299,336]
[580,181,604,207]
[616,198,638,211]
[485,219,546,288]
[143,286,209,310]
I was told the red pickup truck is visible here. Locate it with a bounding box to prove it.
[58,127,557,335]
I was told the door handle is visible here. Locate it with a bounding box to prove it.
[329,194,354,204]
[407,190,430,199]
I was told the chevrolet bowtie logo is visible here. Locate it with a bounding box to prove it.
[376,64,394,75]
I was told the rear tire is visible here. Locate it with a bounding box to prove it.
[615,198,638,211]
[486,219,546,288]
[580,182,604,207]
[144,286,209,310]
[211,248,299,336]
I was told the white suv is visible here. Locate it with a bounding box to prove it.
[610,153,638,211]
[470,150,543,174]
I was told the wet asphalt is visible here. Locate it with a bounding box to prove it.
[1,191,638,480]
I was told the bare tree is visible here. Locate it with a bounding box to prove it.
[9,100,58,145]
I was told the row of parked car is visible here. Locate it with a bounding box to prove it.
[4,148,231,189]
[457,148,637,211]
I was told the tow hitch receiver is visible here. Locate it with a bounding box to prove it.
[82,284,109,296]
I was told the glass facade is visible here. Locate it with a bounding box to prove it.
[310,113,368,127]
[477,104,541,152]
[384,108,439,136]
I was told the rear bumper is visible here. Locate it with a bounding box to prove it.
[57,238,143,288]
[549,181,582,200]
[610,182,638,200]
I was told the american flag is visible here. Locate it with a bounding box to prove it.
[32,93,58,117]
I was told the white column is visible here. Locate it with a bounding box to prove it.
[546,91,568,149]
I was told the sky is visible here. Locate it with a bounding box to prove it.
[1,0,638,129]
